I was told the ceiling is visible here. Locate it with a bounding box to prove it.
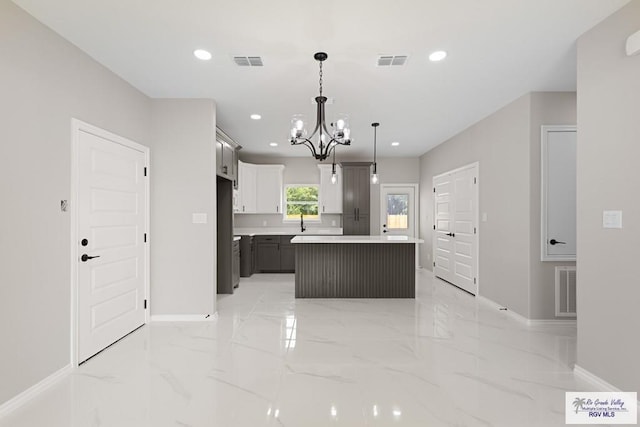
[12,0,630,159]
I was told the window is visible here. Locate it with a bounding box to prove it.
[285,185,319,221]
[385,194,409,229]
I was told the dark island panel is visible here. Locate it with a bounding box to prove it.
[295,243,415,298]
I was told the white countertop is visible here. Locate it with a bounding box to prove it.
[291,235,424,244]
[233,236,241,242]
[234,227,343,236]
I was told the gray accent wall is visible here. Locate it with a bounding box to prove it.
[0,1,151,406]
[150,99,217,316]
[1,2,219,407]
[576,0,640,392]
[419,92,576,320]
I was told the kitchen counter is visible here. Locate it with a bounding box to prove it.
[291,235,423,244]
[234,227,343,236]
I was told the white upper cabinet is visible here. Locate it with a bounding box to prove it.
[318,164,342,214]
[237,162,284,214]
[256,165,284,214]
[238,161,257,213]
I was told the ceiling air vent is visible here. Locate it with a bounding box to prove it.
[233,56,263,67]
[377,55,408,66]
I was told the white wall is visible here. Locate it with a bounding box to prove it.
[576,0,640,392]
[419,94,532,317]
[419,92,577,319]
[150,100,216,316]
[0,1,151,405]
[528,92,577,319]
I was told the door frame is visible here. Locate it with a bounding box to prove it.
[379,183,420,268]
[432,162,479,295]
[379,183,419,237]
[540,125,577,261]
[69,118,150,367]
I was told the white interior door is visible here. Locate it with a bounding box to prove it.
[77,125,147,363]
[433,175,455,284]
[433,163,478,295]
[542,126,576,261]
[380,185,417,237]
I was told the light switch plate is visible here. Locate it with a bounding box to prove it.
[603,210,622,229]
[192,213,207,224]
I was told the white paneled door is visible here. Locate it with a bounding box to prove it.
[76,124,148,363]
[433,163,478,295]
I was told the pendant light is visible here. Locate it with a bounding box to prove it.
[289,52,351,160]
[331,148,338,184]
[371,122,379,184]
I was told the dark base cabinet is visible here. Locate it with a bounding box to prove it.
[239,236,254,277]
[255,235,295,273]
[232,240,240,288]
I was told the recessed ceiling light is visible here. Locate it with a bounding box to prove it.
[429,50,447,62]
[250,114,262,120]
[269,142,278,147]
[193,49,212,61]
[391,141,400,146]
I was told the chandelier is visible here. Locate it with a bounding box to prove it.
[290,52,351,161]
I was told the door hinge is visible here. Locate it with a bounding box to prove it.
[433,225,436,230]
[474,227,476,234]
[474,278,476,284]
[144,233,147,243]
[144,167,147,177]
[473,177,477,184]
[144,299,147,309]
[433,261,436,267]
[433,187,436,193]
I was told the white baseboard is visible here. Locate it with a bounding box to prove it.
[528,319,577,326]
[0,364,71,419]
[573,365,639,406]
[574,364,624,392]
[151,313,217,322]
[476,295,530,324]
[476,295,576,327]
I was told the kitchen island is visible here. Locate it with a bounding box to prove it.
[291,235,423,298]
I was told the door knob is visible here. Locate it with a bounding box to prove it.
[81,254,100,262]
[383,230,387,233]
[446,232,455,237]
[549,239,566,245]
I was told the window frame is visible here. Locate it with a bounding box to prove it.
[283,184,321,223]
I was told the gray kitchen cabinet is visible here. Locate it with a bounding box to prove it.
[279,236,295,273]
[255,236,281,272]
[342,163,371,235]
[239,235,254,277]
[216,128,241,184]
[255,235,295,272]
[232,239,240,288]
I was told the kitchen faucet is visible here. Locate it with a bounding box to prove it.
[300,213,306,233]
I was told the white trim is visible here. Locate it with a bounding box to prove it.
[574,365,626,393]
[540,125,577,262]
[432,162,480,295]
[574,366,640,406]
[476,294,530,324]
[151,314,217,322]
[528,319,576,326]
[70,119,150,367]
[477,295,576,326]
[0,365,71,418]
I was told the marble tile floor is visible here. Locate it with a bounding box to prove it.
[1,271,598,426]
